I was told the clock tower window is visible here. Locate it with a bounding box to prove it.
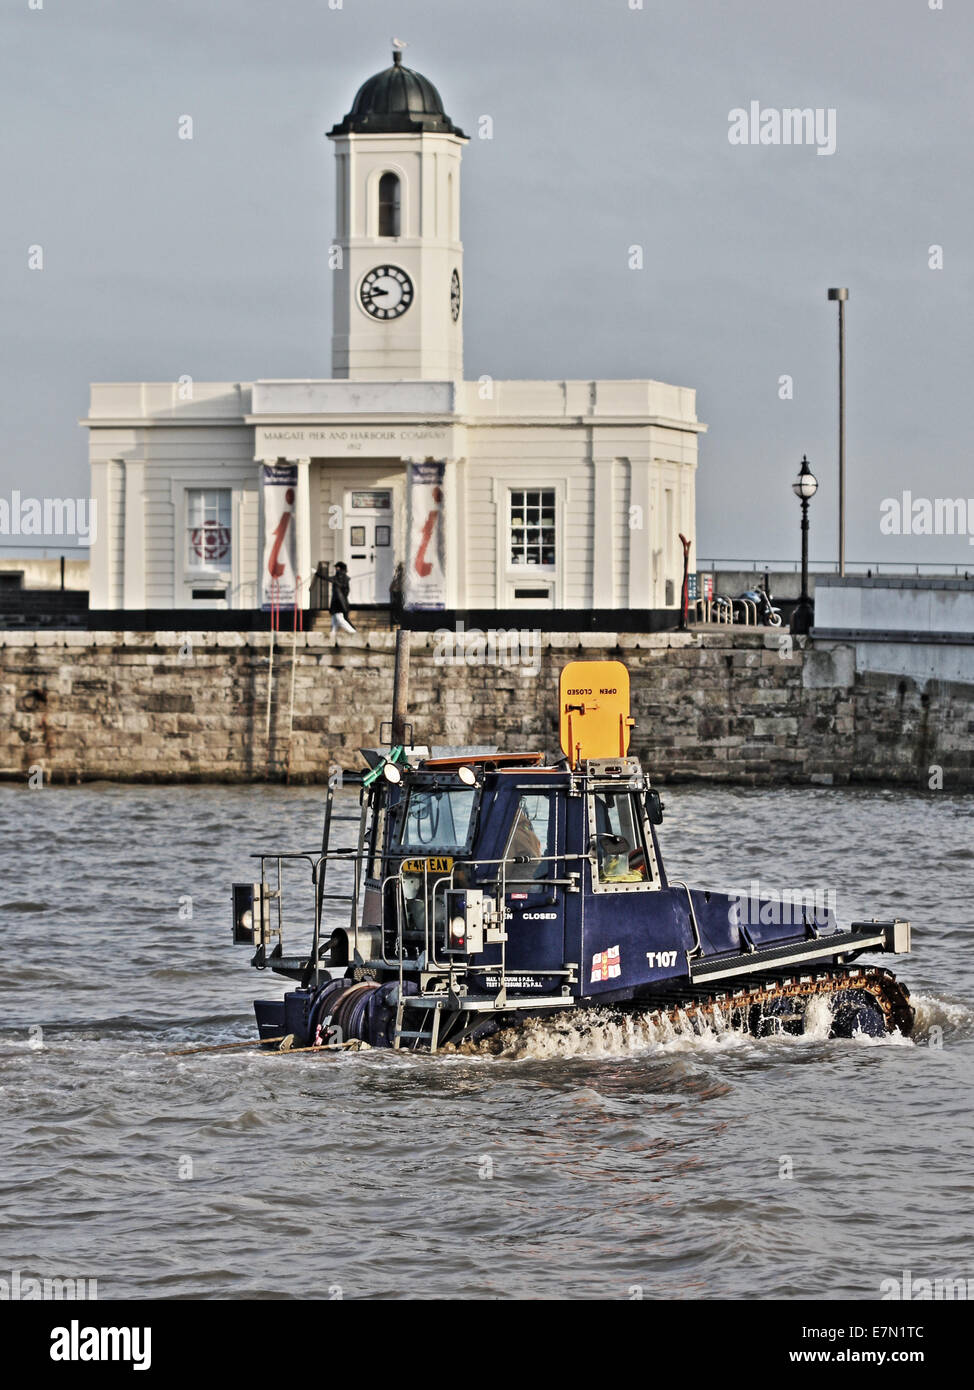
[378,173,401,237]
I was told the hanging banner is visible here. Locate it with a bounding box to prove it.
[405,461,446,610]
[261,462,298,609]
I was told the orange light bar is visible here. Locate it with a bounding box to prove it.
[420,752,546,771]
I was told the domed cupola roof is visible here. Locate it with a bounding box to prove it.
[328,50,467,138]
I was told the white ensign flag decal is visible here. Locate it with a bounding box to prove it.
[591,946,622,983]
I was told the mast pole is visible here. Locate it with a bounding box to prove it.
[391,628,410,747]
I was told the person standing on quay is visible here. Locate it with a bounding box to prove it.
[329,561,356,635]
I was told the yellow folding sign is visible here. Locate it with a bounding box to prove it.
[559,661,634,768]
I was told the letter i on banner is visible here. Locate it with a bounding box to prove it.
[405,461,446,610]
[261,463,298,610]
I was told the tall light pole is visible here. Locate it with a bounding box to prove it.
[790,455,819,635]
[827,288,848,576]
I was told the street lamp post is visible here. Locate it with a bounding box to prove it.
[790,454,818,635]
[827,287,848,577]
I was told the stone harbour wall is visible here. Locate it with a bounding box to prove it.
[1,628,972,788]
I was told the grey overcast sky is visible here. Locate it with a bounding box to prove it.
[1,0,972,567]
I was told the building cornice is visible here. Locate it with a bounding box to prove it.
[248,414,707,432]
[82,413,707,435]
[80,417,248,429]
[457,416,707,433]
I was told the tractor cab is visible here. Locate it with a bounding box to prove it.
[349,662,663,1000]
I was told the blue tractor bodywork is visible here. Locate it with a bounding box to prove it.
[240,750,913,1050]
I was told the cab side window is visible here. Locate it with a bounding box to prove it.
[590,791,650,884]
[503,794,556,896]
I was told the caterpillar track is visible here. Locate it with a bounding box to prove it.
[449,964,916,1055]
[623,963,914,1040]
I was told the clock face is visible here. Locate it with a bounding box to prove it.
[359,265,413,319]
[450,268,461,322]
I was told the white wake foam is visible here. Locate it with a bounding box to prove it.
[456,1007,761,1060]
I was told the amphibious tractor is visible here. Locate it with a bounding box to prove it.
[229,658,915,1052]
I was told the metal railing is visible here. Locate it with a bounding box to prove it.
[690,596,763,625]
[245,842,579,1013]
[698,557,973,577]
[388,850,589,998]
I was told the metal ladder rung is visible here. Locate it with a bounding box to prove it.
[393,1000,442,1052]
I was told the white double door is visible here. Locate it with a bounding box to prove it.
[344,490,394,604]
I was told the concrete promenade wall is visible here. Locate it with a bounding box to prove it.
[815,576,974,634]
[1,628,972,788]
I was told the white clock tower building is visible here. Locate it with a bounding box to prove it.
[327,50,468,381]
[87,49,703,621]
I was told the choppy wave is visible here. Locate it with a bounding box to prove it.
[911,992,974,1041]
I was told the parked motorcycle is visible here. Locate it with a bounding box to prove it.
[710,594,735,623]
[737,587,782,626]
